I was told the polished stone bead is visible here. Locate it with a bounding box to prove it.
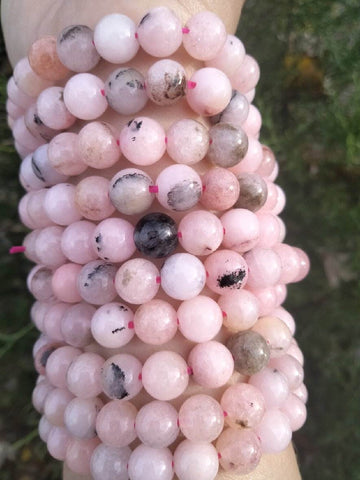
[134,212,178,258]
[226,330,270,375]
[105,68,147,115]
[234,173,268,212]
[208,123,248,168]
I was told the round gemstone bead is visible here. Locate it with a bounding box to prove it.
[25,189,55,228]
[43,387,74,426]
[101,353,142,401]
[136,7,182,57]
[178,210,223,256]
[244,247,282,289]
[218,289,259,332]
[256,212,281,248]
[188,340,234,388]
[216,428,262,475]
[66,352,105,398]
[51,263,82,303]
[220,383,266,429]
[39,416,52,442]
[77,260,117,305]
[200,167,240,211]
[115,258,160,305]
[174,440,219,480]
[61,302,95,348]
[156,164,202,211]
[273,243,301,284]
[45,345,81,388]
[7,76,33,109]
[230,136,263,175]
[48,132,87,176]
[292,247,310,282]
[34,225,66,268]
[28,144,69,187]
[257,145,276,177]
[75,176,115,221]
[226,330,270,375]
[13,57,53,97]
[235,173,268,211]
[210,90,249,127]
[29,35,70,81]
[47,426,71,461]
[204,249,248,294]
[142,350,189,401]
[178,394,224,442]
[94,14,139,63]
[128,445,174,480]
[231,54,261,94]
[250,286,278,316]
[186,67,232,116]
[249,366,289,409]
[37,86,76,130]
[90,444,131,480]
[166,119,209,165]
[61,220,98,265]
[177,295,222,342]
[205,34,246,77]
[95,400,137,447]
[281,393,307,431]
[63,73,108,120]
[208,123,248,168]
[135,400,179,447]
[92,218,136,263]
[109,168,155,216]
[12,116,43,151]
[255,409,292,453]
[57,24,100,72]
[27,265,55,302]
[78,121,121,169]
[91,302,134,349]
[65,437,100,475]
[119,117,166,166]
[44,183,83,226]
[272,306,296,336]
[252,315,292,358]
[134,212,178,258]
[104,68,147,115]
[32,379,54,413]
[134,299,177,345]
[146,59,186,105]
[221,209,260,253]
[269,355,304,391]
[34,342,61,375]
[42,302,69,341]
[161,253,206,300]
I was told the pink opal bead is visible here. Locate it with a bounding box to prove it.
[77,260,117,305]
[160,253,206,300]
[30,144,69,187]
[166,119,209,165]
[52,263,82,303]
[255,409,292,453]
[18,194,36,229]
[244,247,282,289]
[6,98,25,119]
[249,366,289,409]
[27,265,55,302]
[63,73,108,120]
[20,191,53,229]
[35,225,66,268]
[47,426,71,461]
[242,104,262,138]
[7,76,34,108]
[201,167,240,211]
[277,216,287,242]
[90,444,131,480]
[61,220,98,265]
[269,355,304,391]
[292,247,310,282]
[231,54,261,93]
[174,440,219,480]
[271,306,296,335]
[44,183,83,226]
[61,302,95,348]
[91,302,135,349]
[24,230,42,264]
[19,155,45,191]
[250,286,278,316]
[128,445,174,480]
[57,25,100,72]
[287,340,305,366]
[96,400,137,447]
[43,302,69,341]
[204,249,248,295]
[13,57,53,97]
[134,299,177,345]
[293,383,308,404]
[12,116,44,151]
[119,117,166,166]
[142,350,189,401]
[14,140,32,159]
[31,301,53,331]
[211,90,249,127]
[188,340,234,388]
[218,289,259,332]
[230,136,263,174]
[179,394,224,442]
[146,59,186,106]
[216,428,262,475]
[186,68,232,116]
[137,7,182,57]
[32,379,54,413]
[273,243,301,284]
[46,345,82,389]
[92,218,136,263]
[177,295,222,342]
[208,123,248,168]
[256,212,281,248]
[221,208,260,253]
[43,387,74,426]
[183,11,226,61]
[156,164,202,211]
[272,184,286,215]
[24,104,57,142]
[78,122,120,169]
[221,383,265,429]
[27,188,57,228]
[28,35,70,81]
[257,145,276,177]
[281,393,307,431]
[65,437,100,475]
[48,132,87,177]
[37,86,76,130]
[75,176,115,221]
[206,34,246,77]
[94,14,139,63]
[39,416,52,442]
[259,180,278,211]
[105,67,147,115]
[252,315,292,358]
[178,210,223,256]
[115,258,160,304]
[64,397,103,439]
[135,400,179,448]
[66,352,105,398]
[101,353,142,400]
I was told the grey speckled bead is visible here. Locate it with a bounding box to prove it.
[210,90,249,126]
[56,25,100,72]
[234,173,268,212]
[208,123,248,168]
[105,68,148,115]
[226,330,270,375]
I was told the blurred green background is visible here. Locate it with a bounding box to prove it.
[0,0,359,479]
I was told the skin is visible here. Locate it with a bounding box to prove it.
[1,1,302,479]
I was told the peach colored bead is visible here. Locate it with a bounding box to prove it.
[200,168,240,211]
[47,426,71,461]
[252,315,293,358]
[13,57,53,97]
[66,352,105,399]
[48,133,87,176]
[65,437,100,475]
[75,176,115,221]
[29,35,70,81]
[45,346,82,389]
[134,299,177,345]
[51,263,82,303]
[96,400,137,447]
[78,122,120,169]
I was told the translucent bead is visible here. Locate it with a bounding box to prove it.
[119,117,166,166]
[57,25,100,72]
[271,306,296,336]
[90,444,131,480]
[216,428,261,475]
[32,379,54,413]
[250,286,278,316]
[156,164,202,211]
[134,299,177,345]
[281,393,307,431]
[63,73,108,120]
[94,14,139,63]
[44,183,82,226]
[109,168,155,216]
[47,426,70,461]
[135,400,179,447]
[64,397,103,439]
[65,437,100,475]
[91,302,135,349]
[43,301,69,341]
[204,249,248,295]
[208,123,248,168]
[221,209,260,253]
[137,7,182,57]
[220,383,265,429]
[77,260,117,305]
[101,353,142,401]
[179,394,224,442]
[61,302,95,348]
[186,68,232,116]
[249,366,289,409]
[78,121,121,169]
[252,315,292,358]
[92,218,136,263]
[128,444,174,480]
[200,168,240,211]
[269,354,304,391]
[177,295,222,342]
[36,86,76,130]
[293,383,308,404]
[134,212,178,258]
[235,173,268,212]
[292,247,310,282]
[24,104,57,142]
[66,352,105,398]
[26,189,55,229]
[287,340,304,366]
[146,59,186,105]
[29,35,70,81]
[188,341,234,388]
[45,345,82,388]
[115,258,160,305]
[7,76,34,109]
[255,409,292,453]
[142,350,189,401]
[61,220,98,265]
[51,263,83,303]
[244,247,282,289]
[75,176,115,221]
[161,253,206,300]
[35,225,66,268]
[231,54,260,94]
[273,243,301,284]
[178,210,223,256]
[183,11,226,61]
[27,265,55,302]
[210,90,249,127]
[48,132,87,176]
[256,212,280,248]
[43,387,74,426]
[274,284,287,308]
[206,34,246,77]
[13,57,53,97]
[226,330,270,375]
[174,440,219,480]
[218,289,259,332]
[95,400,137,447]
[39,415,52,442]
[166,119,209,165]
[105,67,147,115]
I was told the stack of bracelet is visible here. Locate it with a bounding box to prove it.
[6,7,309,480]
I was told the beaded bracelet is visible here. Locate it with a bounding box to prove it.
[7,6,309,480]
